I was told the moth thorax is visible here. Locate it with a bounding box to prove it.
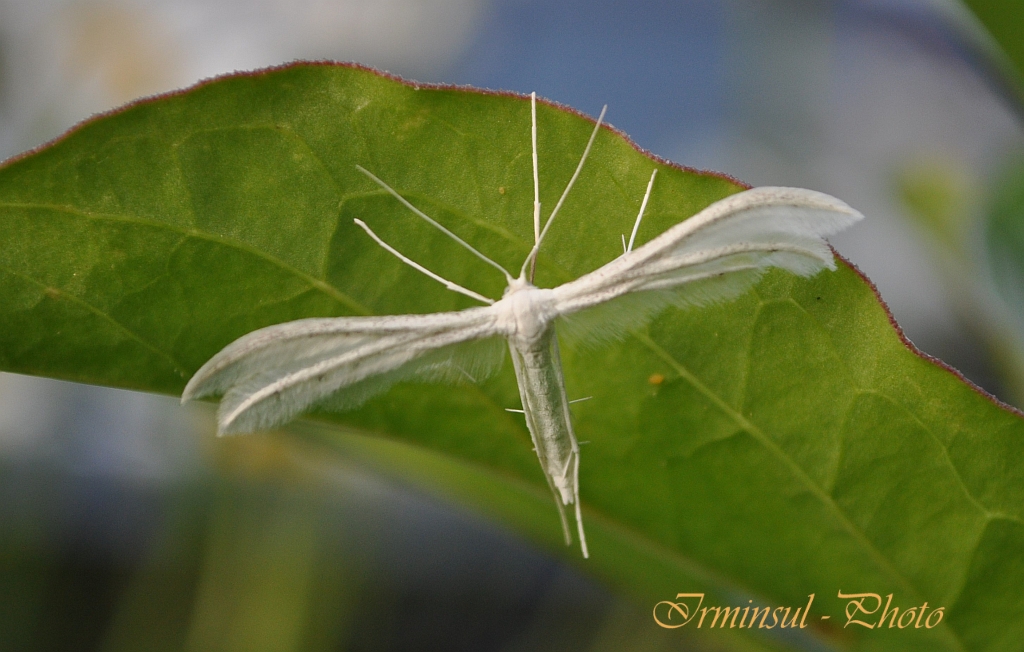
[503,284,557,346]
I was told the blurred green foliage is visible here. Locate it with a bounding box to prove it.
[964,0,1024,99]
[896,161,974,260]
[987,159,1024,317]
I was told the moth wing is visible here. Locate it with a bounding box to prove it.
[551,186,862,345]
[182,308,504,434]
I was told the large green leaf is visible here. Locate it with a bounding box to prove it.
[1,63,1023,651]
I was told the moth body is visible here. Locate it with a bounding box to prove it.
[494,277,583,550]
[496,277,558,346]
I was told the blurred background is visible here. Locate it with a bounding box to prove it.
[2,0,1024,650]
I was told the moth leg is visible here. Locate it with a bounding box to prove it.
[573,450,588,558]
[530,92,541,282]
[515,398,591,410]
[353,219,494,305]
[624,169,658,253]
[520,104,607,279]
[563,431,588,558]
[355,166,513,282]
[543,468,574,547]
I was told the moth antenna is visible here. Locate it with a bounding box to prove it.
[530,92,541,282]
[620,234,627,253]
[356,165,514,283]
[626,169,657,253]
[505,407,525,414]
[520,104,608,279]
[568,396,592,404]
[353,219,495,305]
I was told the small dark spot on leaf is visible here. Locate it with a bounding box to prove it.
[816,296,821,301]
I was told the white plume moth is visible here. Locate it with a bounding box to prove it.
[182,93,862,558]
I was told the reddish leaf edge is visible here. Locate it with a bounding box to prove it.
[835,248,1024,419]
[0,59,749,190]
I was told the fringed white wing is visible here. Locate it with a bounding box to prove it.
[552,187,863,343]
[182,308,504,434]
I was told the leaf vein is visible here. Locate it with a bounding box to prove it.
[856,388,1023,526]
[0,202,371,316]
[0,261,187,377]
[636,332,967,652]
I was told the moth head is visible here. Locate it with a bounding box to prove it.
[503,275,532,296]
